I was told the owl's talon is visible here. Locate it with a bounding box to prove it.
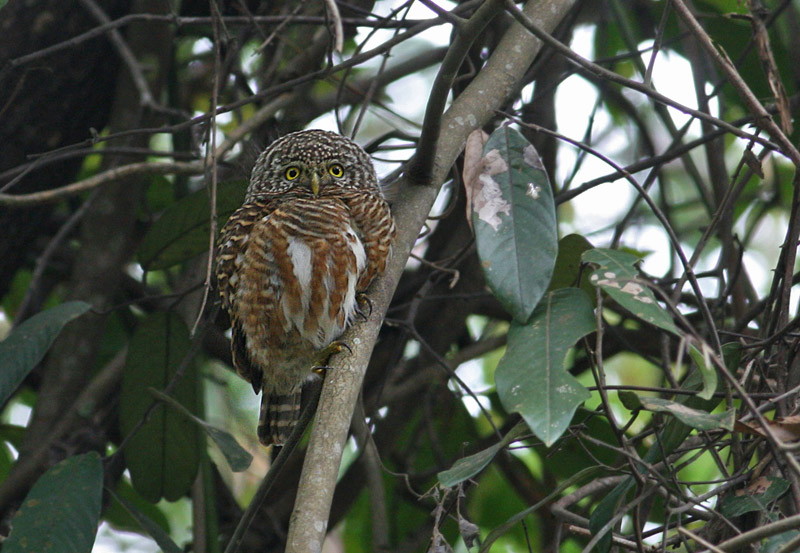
[355,293,373,319]
[327,340,352,355]
[316,340,351,363]
[310,341,351,375]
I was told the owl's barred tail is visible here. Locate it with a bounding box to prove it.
[258,391,302,446]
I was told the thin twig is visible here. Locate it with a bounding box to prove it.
[500,0,780,152]
[710,513,800,552]
[15,190,100,321]
[192,0,223,337]
[322,0,344,53]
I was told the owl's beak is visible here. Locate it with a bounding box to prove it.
[310,172,320,196]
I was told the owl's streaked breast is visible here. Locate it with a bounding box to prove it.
[236,198,364,368]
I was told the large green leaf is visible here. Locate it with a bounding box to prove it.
[119,312,201,502]
[137,180,247,270]
[582,248,679,336]
[0,301,92,406]
[437,421,527,487]
[470,126,558,323]
[4,452,103,553]
[495,288,594,446]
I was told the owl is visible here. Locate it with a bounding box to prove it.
[216,130,395,446]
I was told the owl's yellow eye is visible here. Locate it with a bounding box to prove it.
[285,167,301,180]
[328,164,344,178]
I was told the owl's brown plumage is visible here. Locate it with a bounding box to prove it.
[216,130,395,446]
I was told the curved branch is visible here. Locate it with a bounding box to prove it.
[284,1,578,551]
[0,161,202,207]
[0,94,300,208]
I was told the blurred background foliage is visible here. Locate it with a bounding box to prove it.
[0,0,799,552]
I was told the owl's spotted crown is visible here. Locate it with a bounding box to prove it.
[247,129,379,199]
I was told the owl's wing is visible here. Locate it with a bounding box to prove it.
[340,191,396,290]
[216,199,278,392]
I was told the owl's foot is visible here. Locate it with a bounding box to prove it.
[354,292,373,320]
[312,341,352,376]
[324,340,352,357]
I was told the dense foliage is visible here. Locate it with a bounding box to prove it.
[1,1,799,552]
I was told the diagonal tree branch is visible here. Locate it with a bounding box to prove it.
[283,1,578,551]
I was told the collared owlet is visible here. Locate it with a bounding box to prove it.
[216,129,396,446]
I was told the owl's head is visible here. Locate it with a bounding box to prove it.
[247,129,379,199]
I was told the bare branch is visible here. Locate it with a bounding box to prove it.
[0,161,202,207]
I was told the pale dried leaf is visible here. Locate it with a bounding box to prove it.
[736,475,771,497]
[735,416,800,443]
[459,518,480,548]
[463,129,489,231]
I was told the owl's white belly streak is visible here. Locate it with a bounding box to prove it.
[281,228,366,349]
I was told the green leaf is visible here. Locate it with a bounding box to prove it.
[589,478,634,553]
[582,248,679,336]
[495,288,594,446]
[617,390,642,411]
[137,180,247,270]
[471,126,558,323]
[719,476,790,518]
[0,301,92,406]
[688,343,718,401]
[119,312,201,502]
[438,421,527,487]
[620,394,735,431]
[143,175,176,214]
[534,408,618,480]
[204,426,252,472]
[4,452,103,553]
[108,488,183,553]
[764,530,800,553]
[547,233,594,295]
[149,388,252,473]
